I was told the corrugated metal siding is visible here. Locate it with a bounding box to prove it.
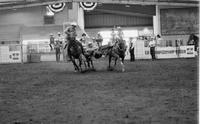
[0,25,21,41]
[85,14,153,28]
[95,4,155,16]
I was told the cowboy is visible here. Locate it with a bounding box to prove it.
[64,22,77,43]
[80,33,87,49]
[109,28,117,46]
[64,22,78,61]
[116,26,124,41]
[116,26,127,50]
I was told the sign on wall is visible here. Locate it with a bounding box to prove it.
[144,46,195,59]
[160,7,199,35]
[0,45,21,63]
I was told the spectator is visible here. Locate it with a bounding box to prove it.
[176,39,181,58]
[187,34,199,54]
[149,37,156,60]
[49,33,55,51]
[57,32,64,45]
[129,37,136,62]
[156,35,163,47]
[56,32,65,61]
[54,40,61,62]
[96,33,103,47]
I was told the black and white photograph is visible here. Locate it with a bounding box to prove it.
[0,0,199,124]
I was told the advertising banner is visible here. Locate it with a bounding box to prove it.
[0,45,21,63]
[143,46,195,59]
[125,39,195,60]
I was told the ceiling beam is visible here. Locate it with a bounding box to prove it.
[0,0,198,10]
[73,0,198,6]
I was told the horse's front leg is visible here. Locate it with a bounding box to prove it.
[112,52,119,69]
[71,57,79,72]
[120,57,125,72]
[79,54,86,72]
[114,58,118,67]
[90,59,95,71]
[78,58,83,72]
[108,55,112,69]
[87,58,90,69]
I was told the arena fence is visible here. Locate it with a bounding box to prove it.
[0,42,196,64]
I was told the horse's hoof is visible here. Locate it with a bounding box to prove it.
[107,67,113,71]
[122,69,125,72]
[81,70,87,73]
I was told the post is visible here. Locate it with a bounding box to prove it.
[20,26,23,64]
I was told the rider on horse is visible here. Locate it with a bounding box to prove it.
[107,27,126,53]
[64,22,77,42]
[64,22,83,60]
[107,26,127,72]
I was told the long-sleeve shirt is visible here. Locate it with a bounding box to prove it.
[129,40,136,49]
[149,40,156,47]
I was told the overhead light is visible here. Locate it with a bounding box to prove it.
[125,4,130,7]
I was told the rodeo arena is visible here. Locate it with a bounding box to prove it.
[0,0,199,124]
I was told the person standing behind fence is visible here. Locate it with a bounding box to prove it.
[57,32,64,45]
[57,32,65,61]
[49,34,55,51]
[54,40,61,62]
[129,37,136,62]
[156,35,163,47]
[96,33,103,47]
[187,34,199,56]
[149,37,156,60]
[176,39,181,58]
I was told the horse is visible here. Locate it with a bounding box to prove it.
[66,39,87,72]
[105,39,127,72]
[84,50,95,71]
[83,45,102,71]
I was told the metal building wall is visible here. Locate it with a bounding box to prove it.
[85,14,153,28]
[84,4,155,28]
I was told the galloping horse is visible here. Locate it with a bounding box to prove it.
[106,38,127,72]
[67,39,87,72]
[64,23,87,72]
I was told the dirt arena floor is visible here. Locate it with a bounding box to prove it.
[0,58,198,124]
